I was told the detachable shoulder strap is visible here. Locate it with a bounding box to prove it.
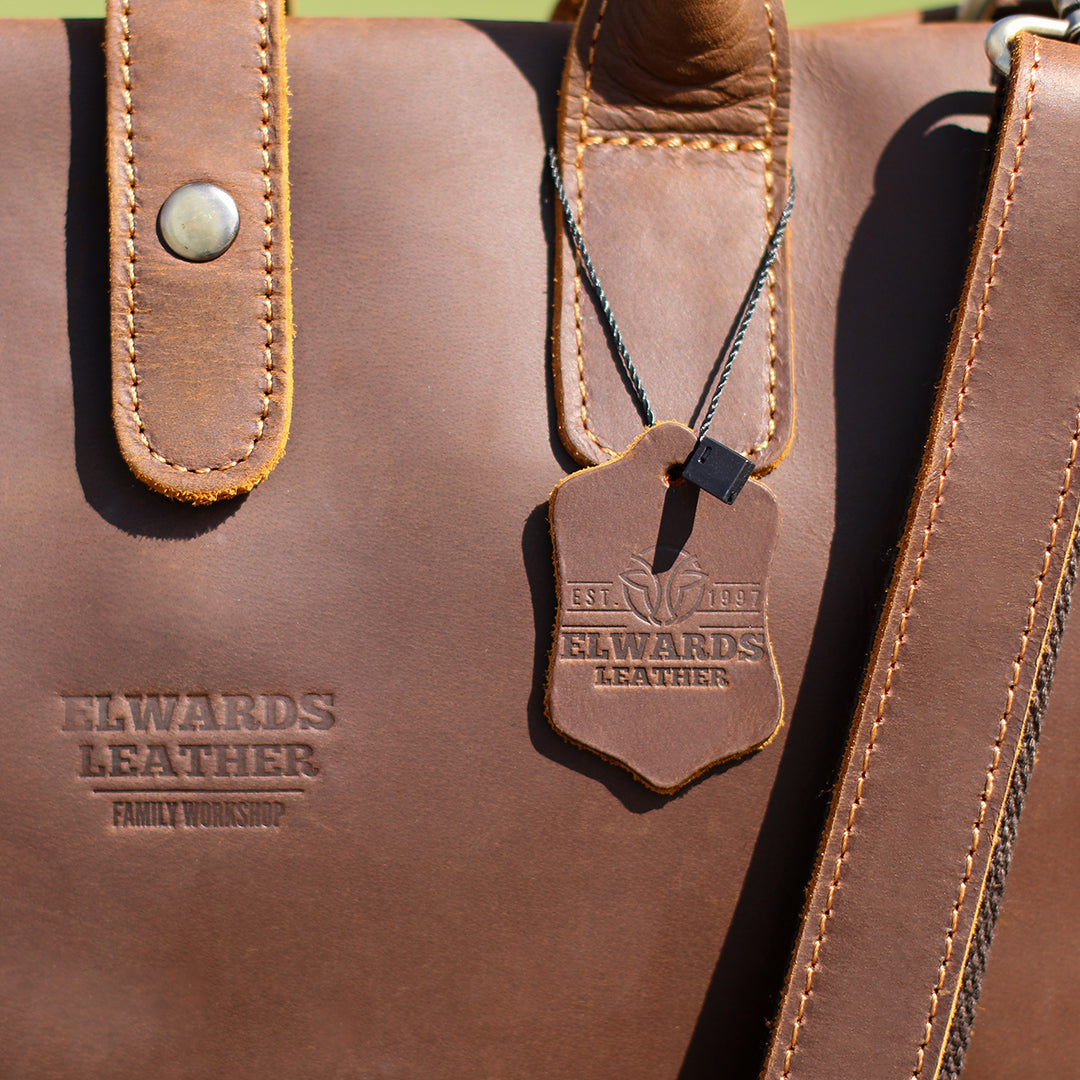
[763,32,1080,1080]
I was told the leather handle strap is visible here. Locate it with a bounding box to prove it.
[762,33,1080,1080]
[565,0,788,138]
[551,0,794,469]
[106,0,292,503]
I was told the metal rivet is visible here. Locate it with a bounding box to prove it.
[158,182,240,262]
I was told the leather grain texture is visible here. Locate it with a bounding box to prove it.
[0,9,1076,1080]
[551,0,794,469]
[106,0,292,502]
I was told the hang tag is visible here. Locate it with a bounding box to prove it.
[547,422,783,793]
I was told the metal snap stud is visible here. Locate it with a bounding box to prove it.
[158,182,240,262]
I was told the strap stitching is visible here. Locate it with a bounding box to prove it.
[776,40,1039,1080]
[912,401,1078,1080]
[119,0,275,475]
[572,0,615,457]
[752,0,780,457]
[582,135,767,151]
[910,44,1046,1079]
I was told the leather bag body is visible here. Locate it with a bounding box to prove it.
[0,3,1076,1078]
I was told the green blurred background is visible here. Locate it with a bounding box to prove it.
[0,0,923,25]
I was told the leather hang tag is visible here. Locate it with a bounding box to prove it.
[547,422,783,792]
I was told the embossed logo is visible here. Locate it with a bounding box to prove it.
[61,692,336,832]
[619,549,708,627]
[561,549,766,690]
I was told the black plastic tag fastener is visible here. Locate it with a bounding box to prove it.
[681,435,754,504]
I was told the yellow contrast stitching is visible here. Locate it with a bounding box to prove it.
[912,412,1077,1079]
[777,41,1040,1080]
[120,0,275,475]
[573,0,615,457]
[748,0,780,457]
[582,135,767,151]
[909,53,1047,1080]
[256,0,275,451]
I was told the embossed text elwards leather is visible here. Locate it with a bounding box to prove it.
[2,2,1080,1078]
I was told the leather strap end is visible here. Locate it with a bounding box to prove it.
[106,0,293,504]
[552,0,794,469]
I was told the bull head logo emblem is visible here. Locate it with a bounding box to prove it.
[619,549,708,627]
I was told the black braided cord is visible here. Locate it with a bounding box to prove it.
[546,146,794,438]
[546,147,656,427]
[939,524,1080,1079]
[697,177,795,441]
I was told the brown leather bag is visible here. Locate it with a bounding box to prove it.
[1,0,1077,1077]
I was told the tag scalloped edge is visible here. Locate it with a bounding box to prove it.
[542,421,786,794]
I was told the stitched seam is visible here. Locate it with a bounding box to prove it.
[256,0,275,453]
[911,412,1079,1080]
[120,0,275,475]
[910,57,1048,1078]
[582,135,767,151]
[776,42,1039,1080]
[573,0,615,457]
[748,0,780,457]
